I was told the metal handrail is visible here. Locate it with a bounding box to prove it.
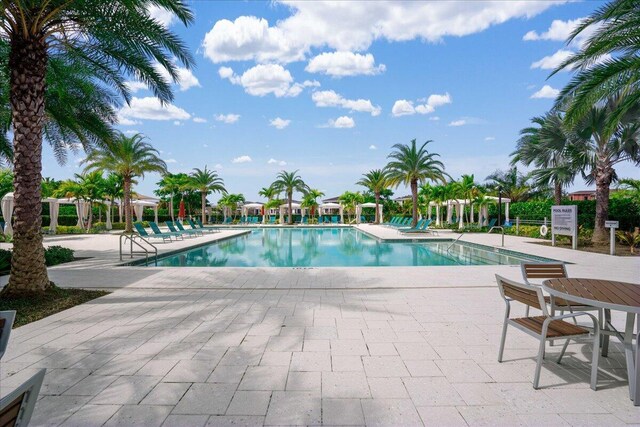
[119,232,158,266]
[487,226,505,247]
[446,233,465,252]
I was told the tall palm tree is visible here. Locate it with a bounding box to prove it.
[338,191,364,222]
[553,0,640,128]
[385,139,448,226]
[301,189,325,221]
[618,178,640,204]
[219,193,245,220]
[190,166,226,225]
[271,170,309,224]
[485,167,532,202]
[512,113,577,205]
[83,133,167,233]
[156,173,185,222]
[0,1,193,296]
[452,174,480,223]
[357,169,389,224]
[103,173,124,227]
[76,171,106,230]
[258,186,279,201]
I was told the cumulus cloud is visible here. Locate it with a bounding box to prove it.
[147,4,176,27]
[165,158,177,163]
[202,2,563,64]
[448,119,467,127]
[530,85,560,99]
[306,51,385,77]
[391,93,451,117]
[193,117,207,123]
[154,63,201,91]
[324,116,355,128]
[268,158,287,166]
[215,114,240,124]
[270,117,291,129]
[118,97,190,122]
[523,18,582,42]
[312,90,381,116]
[232,155,252,163]
[484,136,496,141]
[369,145,377,150]
[531,49,573,70]
[218,64,318,97]
[125,81,147,93]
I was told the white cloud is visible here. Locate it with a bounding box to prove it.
[530,84,560,99]
[392,93,451,117]
[232,155,252,163]
[214,113,240,124]
[173,121,182,126]
[448,119,467,127]
[531,49,573,70]
[369,145,377,150]
[312,90,381,116]
[153,63,200,92]
[118,97,190,122]
[268,158,287,166]
[125,81,147,93]
[166,158,177,163]
[306,51,385,77]
[117,116,140,126]
[147,5,176,27]
[214,163,223,169]
[123,129,139,135]
[325,116,355,129]
[202,2,563,64]
[193,117,207,123]
[218,64,316,97]
[484,136,496,141]
[428,116,440,121]
[270,117,291,129]
[523,17,597,48]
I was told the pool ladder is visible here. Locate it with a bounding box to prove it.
[446,233,465,253]
[119,233,158,266]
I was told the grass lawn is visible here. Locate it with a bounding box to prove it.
[0,287,109,327]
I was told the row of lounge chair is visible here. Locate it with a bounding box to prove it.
[134,219,219,243]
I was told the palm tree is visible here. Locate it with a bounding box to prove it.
[385,139,448,226]
[83,133,167,233]
[338,191,364,222]
[553,0,640,128]
[617,178,640,204]
[512,113,577,205]
[301,189,325,221]
[271,170,309,224]
[258,186,279,202]
[452,174,480,223]
[76,171,106,230]
[0,2,193,296]
[103,173,124,227]
[219,194,245,220]
[485,167,532,202]
[190,166,226,225]
[357,169,389,224]
[156,173,184,222]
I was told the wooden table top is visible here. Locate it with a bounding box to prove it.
[543,278,640,313]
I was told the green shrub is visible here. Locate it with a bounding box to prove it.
[0,249,11,272]
[44,246,75,266]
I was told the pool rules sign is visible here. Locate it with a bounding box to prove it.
[551,205,578,249]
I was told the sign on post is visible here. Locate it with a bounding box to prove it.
[605,220,619,256]
[551,205,578,250]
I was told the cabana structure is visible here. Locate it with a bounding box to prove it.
[241,202,263,220]
[318,202,344,223]
[130,199,159,224]
[279,202,304,224]
[355,202,383,224]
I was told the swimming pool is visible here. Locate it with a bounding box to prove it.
[153,227,553,267]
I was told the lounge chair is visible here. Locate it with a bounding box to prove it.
[403,219,438,235]
[149,221,183,240]
[495,274,599,390]
[382,216,397,226]
[176,221,203,236]
[0,368,45,427]
[268,216,276,224]
[188,218,218,233]
[134,222,173,242]
[0,310,16,360]
[398,219,425,231]
[302,217,308,224]
[392,218,411,228]
[223,217,232,224]
[331,216,339,224]
[167,221,198,237]
[485,218,497,231]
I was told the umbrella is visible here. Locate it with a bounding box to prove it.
[310,206,315,216]
[178,199,185,220]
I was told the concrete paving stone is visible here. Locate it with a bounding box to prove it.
[322,398,364,425]
[154,342,204,360]
[331,339,369,356]
[136,359,179,377]
[360,398,423,427]
[259,351,291,366]
[104,404,172,427]
[226,391,272,415]
[205,416,265,426]
[30,395,92,427]
[141,382,191,405]
[517,413,570,426]
[94,354,153,376]
[163,360,215,383]
[40,368,91,395]
[290,351,331,372]
[367,342,398,356]
[207,365,246,384]
[162,414,210,427]
[457,405,524,427]
[266,335,303,352]
[192,345,227,362]
[453,382,505,406]
[331,355,364,371]
[218,348,262,366]
[90,375,162,405]
[264,391,321,426]
[322,371,371,398]
[130,341,170,355]
[172,383,236,415]
[416,406,467,427]
[394,342,440,360]
[59,404,121,427]
[63,374,119,396]
[363,356,410,377]
[367,377,409,399]
[403,377,465,406]
[303,339,330,352]
[285,371,321,391]
[30,349,93,369]
[435,359,493,383]
[304,326,337,340]
[404,360,443,377]
[239,366,288,391]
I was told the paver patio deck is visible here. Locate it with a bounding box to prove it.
[0,225,638,426]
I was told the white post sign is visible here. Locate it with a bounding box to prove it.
[551,205,578,250]
[605,220,619,256]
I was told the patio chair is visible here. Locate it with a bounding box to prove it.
[485,218,497,230]
[495,274,600,390]
[0,368,45,427]
[268,216,276,224]
[134,222,173,243]
[166,221,199,237]
[0,310,16,360]
[398,219,425,232]
[401,219,438,235]
[331,216,339,224]
[189,219,218,233]
[149,221,183,241]
[175,221,204,236]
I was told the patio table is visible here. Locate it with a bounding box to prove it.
[542,278,640,405]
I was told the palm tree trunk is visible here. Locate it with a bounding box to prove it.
[201,191,206,225]
[592,166,612,244]
[3,35,51,296]
[375,192,380,224]
[554,182,562,205]
[87,202,93,230]
[124,176,133,233]
[411,180,418,227]
[288,192,293,225]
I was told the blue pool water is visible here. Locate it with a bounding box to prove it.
[154,228,550,267]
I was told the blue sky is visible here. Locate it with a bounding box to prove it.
[42,0,639,202]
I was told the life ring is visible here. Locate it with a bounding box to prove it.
[540,225,548,236]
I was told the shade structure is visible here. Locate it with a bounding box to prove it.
[279,202,302,224]
[241,202,264,219]
[131,200,159,224]
[355,202,383,224]
[318,202,343,223]
[105,202,112,230]
[1,192,14,236]
[44,197,59,233]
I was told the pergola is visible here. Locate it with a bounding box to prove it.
[130,199,159,225]
[279,202,305,224]
[318,202,344,223]
[426,197,512,228]
[355,202,382,224]
[241,202,264,221]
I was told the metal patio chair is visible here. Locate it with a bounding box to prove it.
[495,274,600,390]
[0,368,46,426]
[0,310,16,360]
